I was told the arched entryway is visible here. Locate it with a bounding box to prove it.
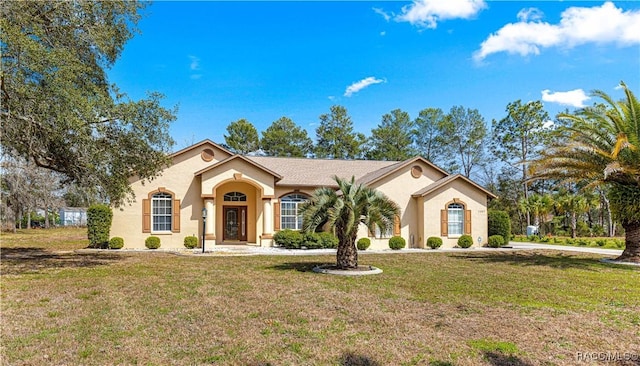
[214,181,260,243]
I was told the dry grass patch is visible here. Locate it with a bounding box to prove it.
[1,229,639,365]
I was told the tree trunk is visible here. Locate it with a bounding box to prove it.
[27,209,31,229]
[617,221,640,263]
[336,232,358,269]
[570,212,577,238]
[602,194,614,237]
[44,208,50,229]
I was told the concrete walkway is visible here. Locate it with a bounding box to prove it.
[506,242,623,256]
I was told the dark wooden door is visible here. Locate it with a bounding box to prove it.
[223,206,247,241]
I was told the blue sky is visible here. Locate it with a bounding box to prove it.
[108,1,640,150]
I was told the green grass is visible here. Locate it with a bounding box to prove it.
[1,228,639,365]
[512,234,626,249]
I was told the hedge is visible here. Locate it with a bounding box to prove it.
[87,204,113,248]
[488,210,511,242]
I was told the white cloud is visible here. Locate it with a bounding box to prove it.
[380,31,386,36]
[475,2,640,61]
[344,77,385,97]
[517,7,544,22]
[541,89,590,108]
[396,0,486,29]
[189,55,200,71]
[373,7,391,22]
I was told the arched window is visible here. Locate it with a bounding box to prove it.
[447,203,464,236]
[152,192,173,232]
[224,192,247,202]
[142,189,180,233]
[280,194,308,230]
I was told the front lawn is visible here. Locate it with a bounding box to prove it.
[1,228,639,365]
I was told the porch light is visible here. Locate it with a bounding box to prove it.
[202,207,207,253]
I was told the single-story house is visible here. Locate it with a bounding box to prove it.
[111,140,496,250]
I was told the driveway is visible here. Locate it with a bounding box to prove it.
[507,242,623,256]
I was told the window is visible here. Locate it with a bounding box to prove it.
[447,203,464,236]
[280,194,308,230]
[224,192,247,202]
[152,192,173,232]
[374,224,393,239]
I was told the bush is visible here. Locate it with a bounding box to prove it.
[488,210,511,244]
[426,236,443,249]
[388,236,406,250]
[591,224,605,237]
[595,239,607,247]
[303,232,323,249]
[577,238,589,246]
[487,235,504,248]
[108,237,124,249]
[87,204,113,248]
[184,236,198,249]
[317,232,338,249]
[145,236,161,249]
[576,221,591,237]
[357,238,371,250]
[457,235,473,248]
[274,229,303,249]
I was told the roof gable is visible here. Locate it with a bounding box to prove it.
[412,174,497,199]
[357,156,448,186]
[194,155,283,180]
[170,139,233,160]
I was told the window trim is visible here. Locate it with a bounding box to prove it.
[278,193,309,231]
[151,192,173,233]
[142,188,180,234]
[440,199,471,238]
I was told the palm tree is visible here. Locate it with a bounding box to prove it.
[299,176,400,269]
[554,190,590,239]
[532,81,640,262]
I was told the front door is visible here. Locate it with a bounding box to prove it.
[223,206,247,241]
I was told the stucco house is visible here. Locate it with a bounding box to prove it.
[111,139,496,250]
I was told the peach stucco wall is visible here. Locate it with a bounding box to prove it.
[420,179,489,249]
[110,142,232,249]
[111,145,491,251]
[356,160,446,250]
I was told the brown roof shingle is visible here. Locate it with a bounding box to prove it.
[245,156,398,187]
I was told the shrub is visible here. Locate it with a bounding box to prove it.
[317,232,338,249]
[595,239,607,247]
[274,229,303,249]
[357,238,371,250]
[487,235,504,248]
[87,204,113,248]
[577,238,589,246]
[303,232,323,249]
[576,221,591,237]
[488,210,511,244]
[145,236,161,249]
[426,236,443,249]
[457,235,473,248]
[184,236,198,249]
[591,224,605,237]
[108,237,124,250]
[613,239,625,248]
[565,238,575,245]
[388,236,406,250]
